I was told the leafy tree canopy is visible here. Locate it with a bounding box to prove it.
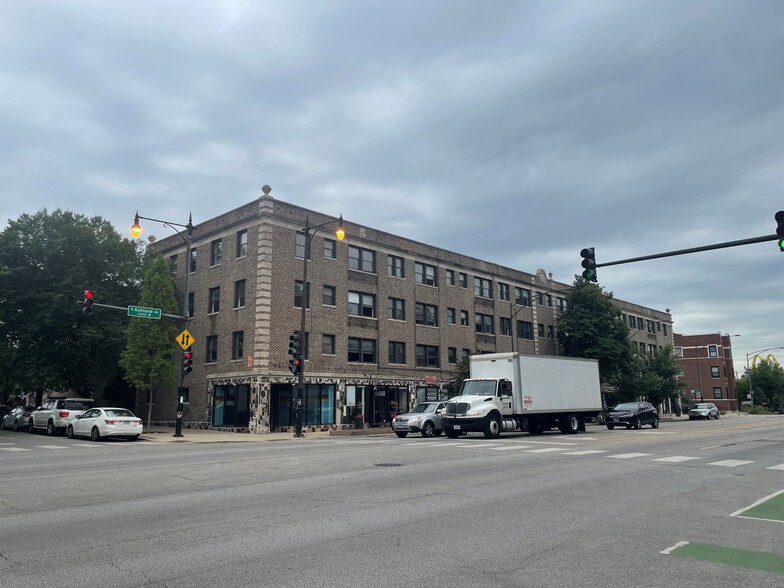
[557,277,631,385]
[739,358,784,408]
[0,209,142,401]
[120,255,182,392]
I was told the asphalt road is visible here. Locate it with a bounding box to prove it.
[1,416,783,587]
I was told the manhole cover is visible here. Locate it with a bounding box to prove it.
[375,463,402,467]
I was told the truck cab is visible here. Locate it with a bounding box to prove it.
[441,378,515,438]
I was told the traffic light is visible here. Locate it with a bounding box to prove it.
[776,211,784,252]
[288,332,301,375]
[181,348,193,376]
[580,248,598,282]
[82,290,95,315]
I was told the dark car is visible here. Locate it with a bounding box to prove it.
[606,401,659,430]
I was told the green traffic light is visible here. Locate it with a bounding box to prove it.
[582,269,596,281]
[779,238,784,252]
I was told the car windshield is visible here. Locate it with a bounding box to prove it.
[411,403,436,414]
[458,380,497,397]
[612,403,639,411]
[106,409,135,417]
[693,404,711,409]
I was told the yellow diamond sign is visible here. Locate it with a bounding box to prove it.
[176,329,195,351]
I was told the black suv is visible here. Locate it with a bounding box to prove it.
[606,401,659,430]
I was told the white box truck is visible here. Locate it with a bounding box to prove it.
[441,352,603,438]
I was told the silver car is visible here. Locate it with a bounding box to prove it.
[1,406,35,431]
[689,403,719,420]
[392,402,446,438]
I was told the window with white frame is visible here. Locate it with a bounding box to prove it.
[348,291,375,318]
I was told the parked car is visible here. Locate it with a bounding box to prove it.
[28,397,96,435]
[66,407,143,441]
[688,403,719,420]
[0,406,36,431]
[606,401,659,430]
[392,401,446,438]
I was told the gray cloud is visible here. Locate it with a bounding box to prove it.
[1,0,783,375]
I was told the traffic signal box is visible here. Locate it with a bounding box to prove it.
[776,211,784,252]
[580,248,598,282]
[288,332,301,375]
[82,290,95,315]
[181,348,193,376]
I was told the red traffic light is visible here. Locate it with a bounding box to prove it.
[84,290,94,300]
[82,290,95,315]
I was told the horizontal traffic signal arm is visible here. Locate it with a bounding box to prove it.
[593,233,781,270]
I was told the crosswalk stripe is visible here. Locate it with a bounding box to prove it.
[563,449,607,455]
[489,445,535,451]
[608,453,652,459]
[766,464,784,471]
[708,459,754,468]
[36,445,69,449]
[0,447,29,452]
[653,456,700,463]
[526,447,569,453]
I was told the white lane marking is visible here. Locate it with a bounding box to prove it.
[0,442,15,446]
[563,449,608,455]
[489,445,535,451]
[36,445,69,449]
[517,440,577,446]
[765,463,784,471]
[608,453,652,459]
[526,447,569,453]
[0,447,29,452]
[660,541,689,555]
[708,459,754,468]
[730,489,784,517]
[70,444,104,448]
[653,456,700,463]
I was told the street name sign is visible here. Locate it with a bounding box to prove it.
[127,305,162,320]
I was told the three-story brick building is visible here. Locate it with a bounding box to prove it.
[149,187,673,433]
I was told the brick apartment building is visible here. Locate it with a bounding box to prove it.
[673,333,738,412]
[149,187,673,433]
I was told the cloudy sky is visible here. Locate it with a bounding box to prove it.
[2,0,782,376]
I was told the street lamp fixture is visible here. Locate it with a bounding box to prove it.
[294,214,345,438]
[130,211,195,438]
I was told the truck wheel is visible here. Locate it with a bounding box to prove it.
[559,413,579,434]
[421,422,435,438]
[394,431,408,438]
[483,414,502,439]
[445,429,461,439]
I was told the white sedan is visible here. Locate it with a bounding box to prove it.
[66,407,143,441]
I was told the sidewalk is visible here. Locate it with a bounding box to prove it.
[140,426,396,443]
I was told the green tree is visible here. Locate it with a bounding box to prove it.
[646,345,687,409]
[557,277,632,386]
[0,209,142,402]
[119,255,181,398]
[445,353,472,396]
[740,358,784,408]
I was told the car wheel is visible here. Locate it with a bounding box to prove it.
[13,419,20,431]
[66,425,74,439]
[652,416,659,429]
[607,424,615,430]
[46,420,56,436]
[394,431,408,438]
[28,420,35,433]
[445,429,461,439]
[91,427,102,442]
[0,419,4,430]
[421,421,435,438]
[716,413,720,420]
[634,417,642,430]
